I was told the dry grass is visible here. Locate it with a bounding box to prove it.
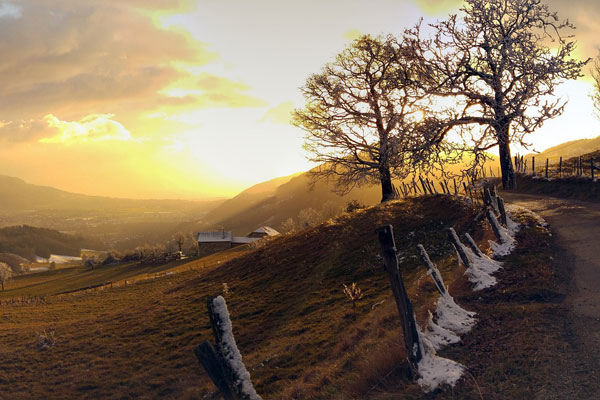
[0,195,574,399]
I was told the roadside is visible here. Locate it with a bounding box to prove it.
[502,192,600,398]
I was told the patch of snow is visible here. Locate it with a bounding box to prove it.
[434,291,477,334]
[417,335,465,392]
[422,311,460,351]
[458,241,502,290]
[506,204,548,228]
[212,296,262,400]
[488,222,516,257]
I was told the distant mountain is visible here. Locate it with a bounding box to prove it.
[525,136,600,163]
[0,174,224,214]
[201,169,383,235]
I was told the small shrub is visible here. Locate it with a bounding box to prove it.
[343,282,364,314]
[346,200,365,213]
[36,328,56,350]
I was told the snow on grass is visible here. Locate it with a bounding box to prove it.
[422,311,461,351]
[506,204,548,228]
[212,296,262,400]
[417,335,465,392]
[462,245,503,290]
[434,291,477,334]
[488,218,517,258]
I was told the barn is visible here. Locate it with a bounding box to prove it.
[196,226,280,257]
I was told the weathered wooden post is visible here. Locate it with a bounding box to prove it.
[532,156,536,176]
[447,228,472,269]
[559,157,563,178]
[486,209,505,244]
[417,245,446,295]
[497,197,508,227]
[545,159,549,179]
[419,176,428,195]
[376,225,422,375]
[194,296,262,400]
[464,233,484,258]
[429,179,438,195]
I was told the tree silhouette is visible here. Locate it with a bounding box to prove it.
[407,0,589,189]
[294,35,446,202]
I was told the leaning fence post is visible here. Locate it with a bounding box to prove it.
[486,209,505,244]
[497,197,508,227]
[464,233,484,258]
[447,228,472,269]
[376,225,422,375]
[194,296,262,400]
[417,245,446,294]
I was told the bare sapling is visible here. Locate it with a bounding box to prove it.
[343,282,364,314]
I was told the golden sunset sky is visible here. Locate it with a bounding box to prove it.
[0,0,599,199]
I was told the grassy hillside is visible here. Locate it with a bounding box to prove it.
[523,135,600,164]
[0,225,102,261]
[203,157,501,236]
[0,196,479,399]
[0,194,573,398]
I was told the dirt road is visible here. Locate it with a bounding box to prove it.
[503,192,600,397]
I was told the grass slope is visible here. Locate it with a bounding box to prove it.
[0,196,481,399]
[0,195,573,399]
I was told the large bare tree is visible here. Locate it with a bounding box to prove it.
[407,0,589,189]
[293,35,445,202]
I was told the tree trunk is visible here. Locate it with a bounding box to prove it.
[379,167,396,202]
[497,124,516,189]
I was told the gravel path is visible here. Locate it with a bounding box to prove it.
[503,192,600,397]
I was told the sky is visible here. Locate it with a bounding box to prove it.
[0,0,599,199]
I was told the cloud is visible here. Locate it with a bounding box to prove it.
[0,1,264,121]
[261,102,295,125]
[0,1,22,19]
[39,114,132,144]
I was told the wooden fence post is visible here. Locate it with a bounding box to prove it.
[447,228,472,269]
[559,157,562,178]
[194,296,262,400]
[464,233,484,258]
[419,176,428,195]
[486,209,505,244]
[497,196,508,227]
[376,225,422,375]
[532,156,535,176]
[417,245,446,294]
[545,159,549,179]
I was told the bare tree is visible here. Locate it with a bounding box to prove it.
[173,233,186,253]
[0,262,12,292]
[293,35,446,202]
[592,56,600,118]
[407,0,589,189]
